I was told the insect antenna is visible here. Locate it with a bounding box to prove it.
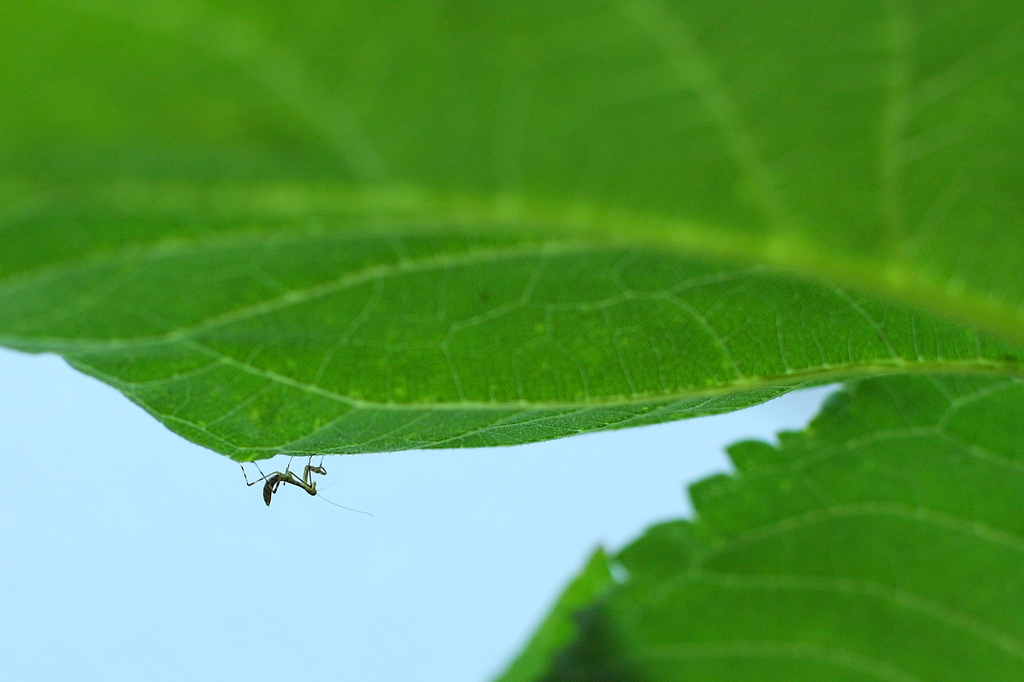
[317,493,374,517]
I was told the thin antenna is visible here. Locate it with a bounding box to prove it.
[317,494,374,517]
[313,453,370,514]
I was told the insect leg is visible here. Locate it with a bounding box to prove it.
[240,461,271,487]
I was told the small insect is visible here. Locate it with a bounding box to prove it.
[240,455,372,516]
[241,455,325,505]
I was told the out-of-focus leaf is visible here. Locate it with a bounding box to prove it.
[494,548,615,682]
[532,375,1024,680]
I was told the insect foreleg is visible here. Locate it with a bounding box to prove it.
[302,465,327,487]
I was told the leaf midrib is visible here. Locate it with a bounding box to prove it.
[65,342,1024,412]
[5,181,1024,346]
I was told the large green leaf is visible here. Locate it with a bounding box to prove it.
[529,375,1024,681]
[2,1,1022,457]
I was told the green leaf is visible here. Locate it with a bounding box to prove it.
[494,548,615,682]
[534,375,1024,681]
[2,1,1022,456]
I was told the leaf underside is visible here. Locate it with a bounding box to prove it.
[1,1,1022,457]
[3,227,1021,458]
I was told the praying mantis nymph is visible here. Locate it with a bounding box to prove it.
[240,455,373,516]
[240,455,326,505]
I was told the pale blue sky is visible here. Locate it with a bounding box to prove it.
[0,347,834,682]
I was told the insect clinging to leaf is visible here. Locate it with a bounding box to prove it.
[240,455,326,505]
[239,455,372,516]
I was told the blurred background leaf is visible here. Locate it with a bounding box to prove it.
[522,375,1024,681]
[495,548,615,682]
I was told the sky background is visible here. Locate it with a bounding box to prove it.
[0,346,835,682]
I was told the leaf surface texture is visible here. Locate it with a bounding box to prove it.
[1,1,1022,456]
